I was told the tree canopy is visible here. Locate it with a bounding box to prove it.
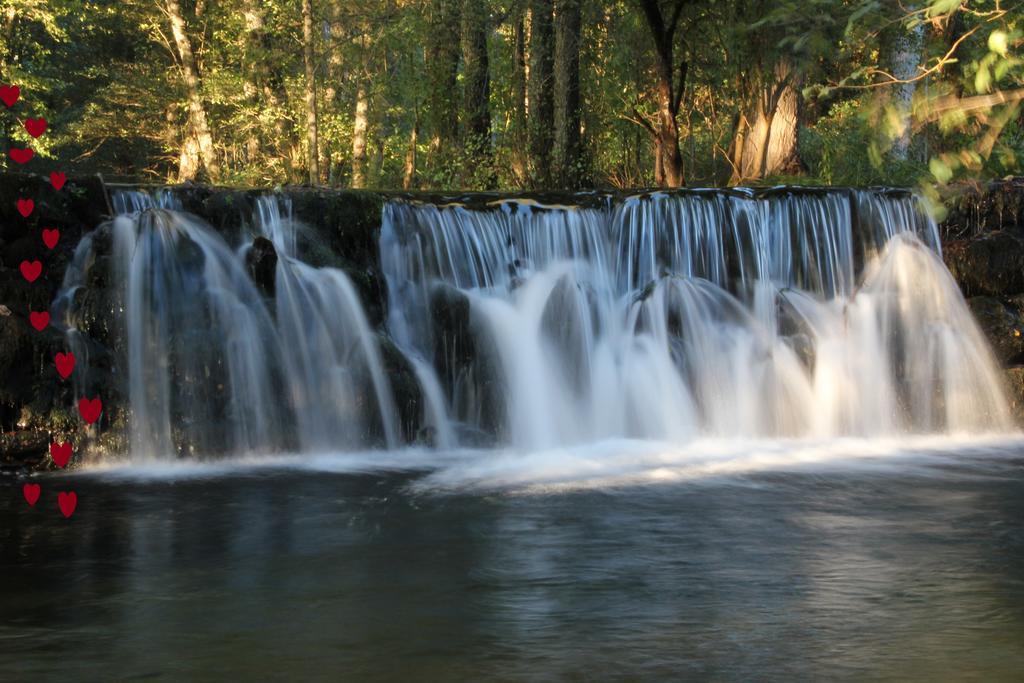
[1,0,1020,204]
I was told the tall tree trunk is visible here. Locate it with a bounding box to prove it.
[553,0,583,188]
[883,8,924,160]
[637,0,687,187]
[528,0,555,186]
[165,0,219,181]
[325,2,348,185]
[301,0,320,184]
[242,0,296,180]
[178,135,201,181]
[403,115,418,190]
[426,0,461,176]
[352,82,369,188]
[735,62,802,181]
[511,2,529,184]
[461,0,492,186]
[461,0,491,152]
[1,5,16,72]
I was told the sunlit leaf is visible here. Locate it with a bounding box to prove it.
[988,30,1009,57]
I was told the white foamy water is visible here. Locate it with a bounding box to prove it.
[381,190,1013,449]
[49,187,1019,469]
[64,436,1024,494]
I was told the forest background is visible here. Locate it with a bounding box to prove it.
[0,0,1021,213]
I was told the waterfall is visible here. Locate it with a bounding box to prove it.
[110,188,182,214]
[49,186,1013,462]
[381,190,1010,449]
[52,191,401,459]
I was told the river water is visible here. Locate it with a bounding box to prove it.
[3,440,1024,681]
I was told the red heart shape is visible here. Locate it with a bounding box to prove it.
[55,351,75,378]
[58,491,77,518]
[42,228,60,249]
[50,171,66,191]
[9,147,33,164]
[20,260,42,283]
[24,117,46,138]
[0,84,19,107]
[29,311,50,331]
[16,198,34,217]
[23,483,41,506]
[78,397,102,425]
[50,442,72,468]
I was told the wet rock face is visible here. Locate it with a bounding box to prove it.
[966,297,1024,365]
[942,178,1024,240]
[246,236,278,297]
[1003,367,1024,426]
[428,284,502,440]
[0,173,108,469]
[944,231,1024,298]
[375,334,423,444]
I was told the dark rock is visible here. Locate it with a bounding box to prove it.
[0,173,109,463]
[430,283,475,370]
[944,230,1024,298]
[346,266,387,330]
[429,284,503,436]
[376,334,423,444]
[0,430,48,471]
[966,296,1024,365]
[941,178,1024,240]
[1003,367,1024,426]
[246,236,278,296]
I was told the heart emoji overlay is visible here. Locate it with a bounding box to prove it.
[9,147,34,164]
[0,84,19,107]
[50,442,72,468]
[78,397,102,425]
[23,483,41,506]
[24,117,47,138]
[42,228,60,249]
[20,260,42,283]
[57,492,77,518]
[29,311,50,331]
[55,352,75,379]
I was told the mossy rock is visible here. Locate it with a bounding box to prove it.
[966,296,1024,365]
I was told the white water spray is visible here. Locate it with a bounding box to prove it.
[381,190,1011,450]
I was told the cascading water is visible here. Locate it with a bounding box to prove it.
[381,189,1012,450]
[49,186,1015,465]
[110,187,182,214]
[249,194,401,450]
[53,190,401,459]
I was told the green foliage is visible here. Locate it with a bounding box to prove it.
[800,98,927,186]
[0,0,1020,194]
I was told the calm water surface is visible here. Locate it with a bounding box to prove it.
[2,443,1024,681]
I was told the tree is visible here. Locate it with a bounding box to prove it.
[553,0,584,187]
[352,81,369,188]
[2,0,1020,195]
[425,0,461,182]
[528,0,555,186]
[635,0,689,187]
[880,7,925,161]
[733,59,803,181]
[241,0,298,181]
[461,0,492,184]
[164,0,219,181]
[301,0,320,184]
[509,0,530,183]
